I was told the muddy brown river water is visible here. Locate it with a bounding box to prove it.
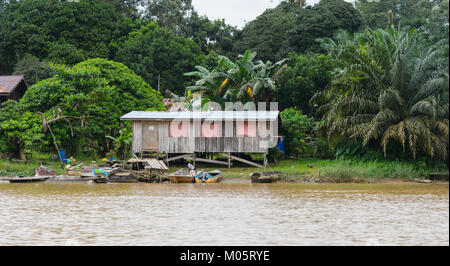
[0,182,448,246]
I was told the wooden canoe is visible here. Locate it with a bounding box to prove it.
[194,170,222,183]
[250,172,283,183]
[8,176,50,183]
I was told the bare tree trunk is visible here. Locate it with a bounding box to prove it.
[19,146,26,161]
[293,0,306,8]
[388,10,394,25]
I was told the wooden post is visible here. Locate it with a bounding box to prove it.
[193,152,196,167]
[228,152,231,169]
[263,152,268,169]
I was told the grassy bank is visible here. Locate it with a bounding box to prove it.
[0,151,103,177]
[170,158,448,183]
[1,152,448,183]
[0,159,64,177]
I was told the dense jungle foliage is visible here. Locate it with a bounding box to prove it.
[0,0,448,164]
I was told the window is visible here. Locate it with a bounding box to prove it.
[201,121,221,138]
[169,122,189,137]
[236,121,257,137]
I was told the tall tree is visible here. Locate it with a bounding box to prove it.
[13,55,51,86]
[144,0,195,36]
[290,0,307,8]
[143,0,237,54]
[356,0,449,44]
[0,0,128,74]
[233,0,362,63]
[275,53,335,114]
[102,0,144,18]
[117,22,204,95]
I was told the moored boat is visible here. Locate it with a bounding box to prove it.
[250,172,283,183]
[8,176,50,183]
[92,169,110,183]
[194,170,222,183]
[93,177,109,183]
[169,168,196,183]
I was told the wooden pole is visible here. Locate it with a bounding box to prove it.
[228,152,231,169]
[263,152,268,169]
[220,153,264,168]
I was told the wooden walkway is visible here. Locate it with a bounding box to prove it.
[165,153,267,168]
[145,159,169,170]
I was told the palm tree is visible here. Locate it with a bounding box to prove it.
[314,26,449,160]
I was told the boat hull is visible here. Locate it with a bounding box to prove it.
[194,170,222,183]
[8,177,50,183]
[194,175,222,183]
[250,172,282,183]
[169,175,194,183]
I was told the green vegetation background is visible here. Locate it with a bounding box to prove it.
[0,0,448,179]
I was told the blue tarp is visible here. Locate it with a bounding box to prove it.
[277,137,285,153]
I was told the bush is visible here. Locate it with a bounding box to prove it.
[0,100,43,159]
[19,58,165,155]
[280,107,315,158]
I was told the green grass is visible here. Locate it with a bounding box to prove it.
[0,150,103,177]
[0,159,65,177]
[170,157,447,182]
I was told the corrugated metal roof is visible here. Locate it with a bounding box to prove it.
[121,111,280,121]
[0,76,26,96]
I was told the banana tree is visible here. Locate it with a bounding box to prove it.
[237,59,288,104]
[184,49,287,107]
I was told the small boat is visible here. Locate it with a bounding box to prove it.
[93,176,109,183]
[194,170,222,183]
[169,168,196,183]
[8,176,50,183]
[250,172,283,183]
[92,169,110,184]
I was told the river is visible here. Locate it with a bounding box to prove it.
[0,182,448,246]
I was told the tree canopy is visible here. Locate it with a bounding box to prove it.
[117,21,204,95]
[315,27,449,160]
[19,58,164,154]
[0,100,43,159]
[275,53,335,114]
[142,0,237,54]
[0,0,137,74]
[232,0,362,63]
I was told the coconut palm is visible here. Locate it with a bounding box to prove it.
[314,26,449,160]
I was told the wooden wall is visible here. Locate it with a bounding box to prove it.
[132,120,277,154]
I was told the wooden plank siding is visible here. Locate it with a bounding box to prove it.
[132,120,272,154]
[132,121,142,153]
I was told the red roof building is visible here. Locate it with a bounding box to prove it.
[0,75,28,103]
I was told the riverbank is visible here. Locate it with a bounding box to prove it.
[180,158,448,183]
[1,157,447,183]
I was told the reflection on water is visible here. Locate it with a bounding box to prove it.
[0,182,448,246]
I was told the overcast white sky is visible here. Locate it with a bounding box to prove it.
[192,0,341,28]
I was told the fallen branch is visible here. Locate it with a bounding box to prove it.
[38,108,84,167]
